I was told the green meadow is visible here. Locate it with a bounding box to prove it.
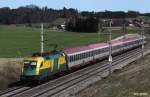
[0,25,139,57]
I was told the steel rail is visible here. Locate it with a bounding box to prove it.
[12,47,146,97]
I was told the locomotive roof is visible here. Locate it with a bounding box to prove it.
[64,34,142,55]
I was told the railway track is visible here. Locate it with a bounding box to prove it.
[0,87,22,95]
[0,45,148,97]
[0,85,31,97]
[27,48,147,97]
[0,42,150,97]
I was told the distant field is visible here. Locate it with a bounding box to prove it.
[0,25,139,57]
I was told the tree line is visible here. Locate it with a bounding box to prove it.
[0,5,146,25]
[66,17,99,32]
[1,5,150,32]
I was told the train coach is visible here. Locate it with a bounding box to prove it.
[20,34,146,81]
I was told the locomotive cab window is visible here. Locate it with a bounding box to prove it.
[24,61,37,69]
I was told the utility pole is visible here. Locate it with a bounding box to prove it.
[123,20,126,50]
[108,19,112,75]
[141,21,144,60]
[98,23,101,41]
[41,23,44,55]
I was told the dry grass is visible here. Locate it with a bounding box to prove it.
[76,54,150,97]
[0,58,22,90]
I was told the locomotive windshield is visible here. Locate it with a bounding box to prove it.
[24,61,37,69]
[24,61,37,66]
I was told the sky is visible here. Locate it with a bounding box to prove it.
[0,0,149,13]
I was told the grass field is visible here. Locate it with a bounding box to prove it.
[0,25,139,58]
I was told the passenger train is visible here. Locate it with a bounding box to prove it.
[20,34,146,81]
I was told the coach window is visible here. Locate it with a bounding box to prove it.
[70,56,72,62]
[96,50,98,55]
[86,52,88,58]
[73,55,75,61]
[89,51,91,57]
[75,55,77,61]
[80,53,83,59]
[94,50,95,55]
[79,54,80,60]
[79,54,81,60]
[76,54,78,61]
[94,50,96,55]
[82,53,84,58]
[101,48,104,52]
[83,53,84,58]
[69,56,71,62]
[71,56,73,62]
[97,49,99,54]
[70,56,71,62]
[87,52,88,57]
[93,50,95,55]
[85,52,87,58]
[91,51,93,56]
[74,55,76,61]
[77,54,79,60]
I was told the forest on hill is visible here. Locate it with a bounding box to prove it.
[0,5,149,25]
